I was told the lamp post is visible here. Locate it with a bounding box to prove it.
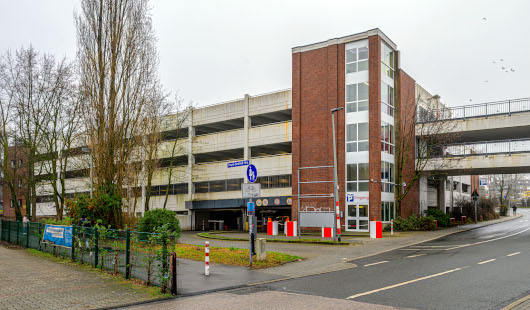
[81,147,93,198]
[331,107,344,242]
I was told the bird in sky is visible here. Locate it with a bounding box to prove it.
[482,17,487,20]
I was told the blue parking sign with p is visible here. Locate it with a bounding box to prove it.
[346,194,354,202]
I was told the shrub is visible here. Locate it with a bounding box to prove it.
[424,209,451,227]
[41,217,75,226]
[65,184,123,228]
[453,198,500,222]
[387,214,435,231]
[136,209,181,236]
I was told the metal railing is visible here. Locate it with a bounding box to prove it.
[417,98,530,123]
[428,138,530,158]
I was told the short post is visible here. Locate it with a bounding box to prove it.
[171,252,177,296]
[391,219,394,235]
[205,241,210,275]
[26,222,30,248]
[94,227,99,268]
[7,220,11,243]
[125,228,131,279]
[256,238,266,261]
[71,226,76,261]
[16,221,20,245]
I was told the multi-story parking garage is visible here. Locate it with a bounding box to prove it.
[4,28,490,232]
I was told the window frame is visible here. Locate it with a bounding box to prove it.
[346,122,369,153]
[346,83,369,113]
[345,46,369,74]
[346,163,370,192]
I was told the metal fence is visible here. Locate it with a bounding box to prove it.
[429,138,530,158]
[417,98,530,122]
[0,220,175,287]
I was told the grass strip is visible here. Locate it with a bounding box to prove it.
[174,243,302,269]
[196,232,350,245]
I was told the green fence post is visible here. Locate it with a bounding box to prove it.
[7,220,11,243]
[16,221,20,245]
[125,228,131,279]
[94,227,99,268]
[71,226,76,262]
[26,222,30,248]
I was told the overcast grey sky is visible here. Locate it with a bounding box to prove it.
[1,0,529,107]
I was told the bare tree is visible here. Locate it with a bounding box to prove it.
[491,174,522,206]
[394,89,461,216]
[75,0,165,227]
[0,46,75,220]
[36,57,80,220]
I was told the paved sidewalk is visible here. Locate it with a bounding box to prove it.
[123,288,412,310]
[0,245,158,310]
[181,215,521,278]
[503,294,530,310]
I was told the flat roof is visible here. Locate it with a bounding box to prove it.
[292,28,398,54]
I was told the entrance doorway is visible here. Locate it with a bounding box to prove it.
[346,204,369,232]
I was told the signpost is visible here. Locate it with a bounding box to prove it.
[244,164,258,266]
[472,189,479,224]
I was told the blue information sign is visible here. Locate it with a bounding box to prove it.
[346,194,354,202]
[247,164,257,183]
[247,202,255,213]
[42,224,73,247]
[227,160,249,168]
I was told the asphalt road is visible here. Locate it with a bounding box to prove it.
[257,210,530,310]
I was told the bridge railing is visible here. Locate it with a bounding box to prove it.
[417,98,530,123]
[427,138,530,158]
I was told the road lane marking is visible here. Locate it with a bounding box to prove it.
[364,261,389,267]
[478,259,496,265]
[411,245,455,248]
[507,252,521,257]
[346,267,466,299]
[445,227,530,251]
[406,254,426,258]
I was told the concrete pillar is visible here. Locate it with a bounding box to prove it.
[188,109,195,229]
[438,179,446,212]
[244,94,250,160]
[256,238,266,261]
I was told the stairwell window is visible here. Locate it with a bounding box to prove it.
[381,43,395,79]
[346,46,368,74]
[381,121,394,154]
[381,161,395,193]
[381,82,394,116]
[346,83,369,113]
[347,163,370,192]
[381,201,395,222]
[346,123,369,152]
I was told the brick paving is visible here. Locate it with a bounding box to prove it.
[123,289,412,310]
[0,246,159,310]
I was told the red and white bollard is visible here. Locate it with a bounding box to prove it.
[205,241,210,276]
[391,219,394,235]
[336,201,341,240]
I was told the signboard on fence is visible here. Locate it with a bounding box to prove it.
[299,211,334,228]
[42,224,73,248]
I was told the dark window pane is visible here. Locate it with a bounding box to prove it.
[358,123,369,141]
[347,164,357,181]
[347,124,357,142]
[358,83,369,101]
[346,84,357,102]
[358,141,369,151]
[346,49,357,63]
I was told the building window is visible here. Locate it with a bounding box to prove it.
[347,163,369,192]
[346,123,369,152]
[453,181,459,191]
[381,43,395,78]
[381,161,394,193]
[18,159,23,167]
[18,179,23,188]
[150,183,189,196]
[10,160,15,168]
[381,82,394,116]
[18,199,23,209]
[462,184,470,193]
[10,200,14,208]
[380,121,394,154]
[381,201,394,222]
[346,46,369,74]
[346,83,369,113]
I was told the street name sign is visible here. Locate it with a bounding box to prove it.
[242,183,261,198]
[227,160,249,168]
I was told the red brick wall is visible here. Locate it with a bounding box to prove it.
[2,146,28,219]
[396,69,419,217]
[292,43,346,227]
[368,35,382,221]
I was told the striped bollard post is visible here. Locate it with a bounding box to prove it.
[391,219,394,235]
[336,201,341,241]
[205,241,210,276]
